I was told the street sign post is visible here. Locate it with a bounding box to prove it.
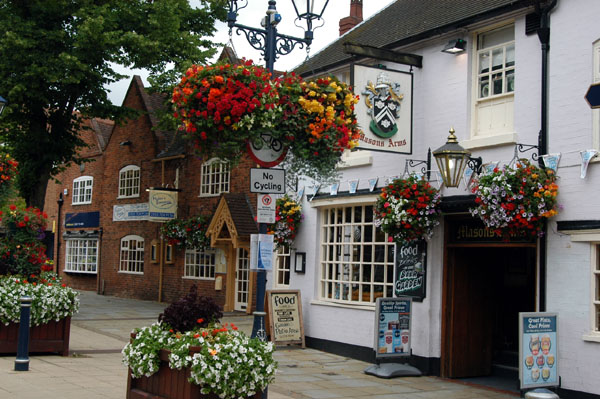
[585,82,600,109]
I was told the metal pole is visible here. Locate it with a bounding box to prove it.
[14,295,32,371]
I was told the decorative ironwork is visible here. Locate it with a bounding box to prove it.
[404,148,432,180]
[466,156,483,174]
[232,25,268,56]
[516,143,539,162]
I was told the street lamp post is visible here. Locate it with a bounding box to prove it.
[226,0,330,342]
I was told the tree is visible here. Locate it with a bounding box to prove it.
[0,0,227,208]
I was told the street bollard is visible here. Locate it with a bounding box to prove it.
[524,388,560,399]
[14,295,32,371]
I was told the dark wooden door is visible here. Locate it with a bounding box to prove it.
[445,248,494,378]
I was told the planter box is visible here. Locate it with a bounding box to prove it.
[0,316,71,356]
[127,343,262,399]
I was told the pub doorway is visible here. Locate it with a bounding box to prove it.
[442,245,537,382]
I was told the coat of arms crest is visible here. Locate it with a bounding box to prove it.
[362,72,404,138]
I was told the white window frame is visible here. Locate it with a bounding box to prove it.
[199,158,230,197]
[72,176,93,205]
[118,165,140,199]
[593,39,600,151]
[119,235,144,274]
[274,247,291,288]
[589,243,600,341]
[64,238,98,274]
[318,202,395,306]
[467,23,517,148]
[184,248,216,280]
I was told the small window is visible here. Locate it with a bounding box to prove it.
[274,247,291,288]
[64,239,98,273]
[184,248,216,279]
[72,176,93,205]
[165,244,174,264]
[594,245,600,332]
[151,240,159,263]
[118,165,140,198]
[200,158,230,197]
[119,235,144,273]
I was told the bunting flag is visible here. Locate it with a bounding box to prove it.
[348,179,359,194]
[483,162,499,175]
[541,153,561,172]
[309,183,321,201]
[580,149,599,179]
[330,183,339,196]
[463,167,475,191]
[368,178,378,192]
[296,186,305,201]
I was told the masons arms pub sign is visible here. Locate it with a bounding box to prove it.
[353,64,413,153]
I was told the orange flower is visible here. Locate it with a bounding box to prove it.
[209,349,218,356]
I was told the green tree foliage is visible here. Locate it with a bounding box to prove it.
[0,0,227,208]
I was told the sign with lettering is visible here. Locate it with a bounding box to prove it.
[353,64,413,154]
[148,189,178,221]
[113,203,149,221]
[250,168,285,194]
[257,194,276,224]
[374,297,412,358]
[250,234,274,270]
[448,218,535,244]
[266,290,305,347]
[65,211,100,228]
[519,312,559,389]
[394,240,427,301]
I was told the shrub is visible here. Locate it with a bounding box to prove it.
[158,285,222,333]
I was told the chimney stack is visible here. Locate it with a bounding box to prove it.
[339,0,363,36]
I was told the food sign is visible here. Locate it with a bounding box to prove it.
[519,312,559,389]
[266,290,305,348]
[395,240,427,301]
[374,297,412,358]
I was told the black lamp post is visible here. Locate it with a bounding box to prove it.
[227,0,330,343]
[0,96,7,116]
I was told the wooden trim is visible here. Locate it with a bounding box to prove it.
[224,246,235,312]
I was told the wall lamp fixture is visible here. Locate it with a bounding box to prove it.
[433,127,482,188]
[442,38,467,55]
[119,140,131,146]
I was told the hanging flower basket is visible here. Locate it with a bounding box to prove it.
[172,61,281,164]
[470,160,559,238]
[374,175,442,244]
[0,153,18,195]
[172,61,361,181]
[267,194,302,250]
[160,216,211,250]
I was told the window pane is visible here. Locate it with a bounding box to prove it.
[492,48,503,71]
[506,44,515,67]
[479,76,490,98]
[479,52,490,74]
[492,73,503,95]
[506,70,515,93]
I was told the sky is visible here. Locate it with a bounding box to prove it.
[105,0,396,105]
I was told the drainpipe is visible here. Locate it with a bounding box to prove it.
[536,0,558,312]
[56,193,63,278]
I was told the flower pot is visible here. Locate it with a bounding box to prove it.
[0,316,71,356]
[126,346,263,399]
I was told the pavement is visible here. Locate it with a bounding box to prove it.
[0,290,521,399]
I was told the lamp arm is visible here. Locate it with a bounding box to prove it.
[467,156,483,174]
[232,25,268,57]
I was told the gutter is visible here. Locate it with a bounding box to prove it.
[536,0,558,313]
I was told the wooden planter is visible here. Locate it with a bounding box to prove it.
[127,335,262,399]
[0,316,71,356]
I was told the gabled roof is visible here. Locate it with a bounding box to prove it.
[206,193,258,249]
[295,0,536,76]
[89,117,114,152]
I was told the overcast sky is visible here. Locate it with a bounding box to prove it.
[105,0,396,105]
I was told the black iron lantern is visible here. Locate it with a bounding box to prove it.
[433,127,480,188]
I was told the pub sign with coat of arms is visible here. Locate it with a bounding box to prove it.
[353,64,413,154]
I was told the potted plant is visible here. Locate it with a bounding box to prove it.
[172,61,361,182]
[0,272,79,355]
[374,175,442,244]
[267,194,302,250]
[160,215,211,250]
[123,286,276,399]
[470,159,559,238]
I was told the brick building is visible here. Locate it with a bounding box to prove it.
[44,75,260,312]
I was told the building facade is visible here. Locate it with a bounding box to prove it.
[45,75,260,312]
[277,1,600,397]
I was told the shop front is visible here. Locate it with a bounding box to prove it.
[441,215,537,380]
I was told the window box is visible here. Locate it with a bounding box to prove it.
[0,316,71,356]
[126,335,263,399]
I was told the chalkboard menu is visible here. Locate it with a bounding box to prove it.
[266,290,305,348]
[394,240,427,302]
